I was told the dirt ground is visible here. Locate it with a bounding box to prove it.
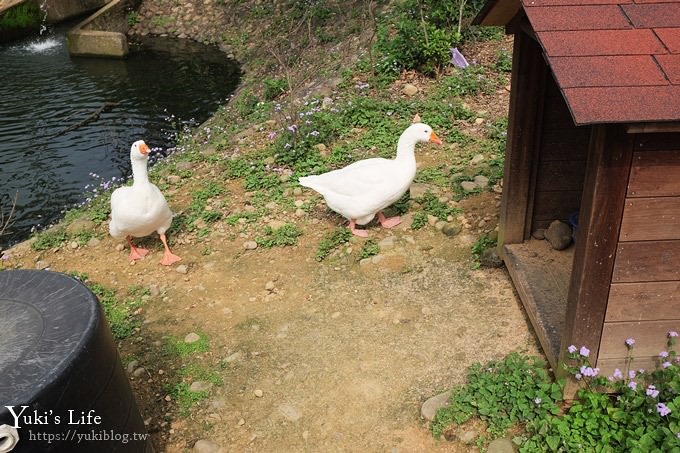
[2,3,544,451]
[5,177,540,453]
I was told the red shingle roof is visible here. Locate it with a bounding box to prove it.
[476,0,680,125]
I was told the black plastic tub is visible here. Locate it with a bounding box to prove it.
[0,270,153,452]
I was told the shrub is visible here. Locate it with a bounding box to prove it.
[522,333,680,452]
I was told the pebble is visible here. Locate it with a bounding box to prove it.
[176,161,194,171]
[126,360,139,374]
[87,237,100,247]
[225,351,241,363]
[294,199,304,208]
[402,83,418,96]
[470,154,485,165]
[378,236,394,250]
[421,390,452,421]
[192,439,222,453]
[184,332,201,343]
[265,281,276,291]
[189,381,213,392]
[167,175,182,184]
[442,222,462,237]
[459,431,478,444]
[461,181,478,192]
[254,389,264,398]
[487,438,517,453]
[115,243,125,251]
[149,284,160,297]
[295,209,305,217]
[36,260,50,270]
[132,367,146,378]
[243,241,258,250]
[473,175,490,188]
[70,241,79,249]
[293,187,303,196]
[278,403,301,422]
[176,264,188,274]
[237,418,245,426]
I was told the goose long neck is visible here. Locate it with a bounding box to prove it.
[395,134,417,161]
[131,158,149,185]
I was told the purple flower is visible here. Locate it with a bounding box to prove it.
[629,370,636,379]
[309,130,320,137]
[580,366,599,377]
[660,351,669,358]
[267,131,277,140]
[669,331,678,338]
[568,345,577,354]
[625,338,635,348]
[579,346,590,357]
[657,403,671,417]
[574,373,583,380]
[662,361,672,369]
[646,385,659,398]
[450,47,469,68]
[628,381,637,391]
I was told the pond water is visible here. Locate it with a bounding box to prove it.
[0,27,241,250]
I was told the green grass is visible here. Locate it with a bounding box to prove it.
[358,239,380,260]
[255,223,303,248]
[31,229,69,251]
[86,281,145,340]
[164,332,210,357]
[316,227,352,261]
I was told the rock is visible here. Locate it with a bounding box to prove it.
[314,143,328,155]
[254,389,264,398]
[126,360,139,374]
[149,284,160,297]
[189,381,213,392]
[225,351,241,363]
[167,175,182,184]
[544,220,572,250]
[474,117,484,125]
[442,222,462,237]
[379,236,395,250]
[421,390,452,421]
[132,367,146,378]
[459,430,478,444]
[36,260,50,270]
[461,181,478,192]
[243,241,258,250]
[470,154,485,165]
[402,83,418,96]
[278,403,301,422]
[70,241,79,249]
[184,332,201,343]
[487,438,517,453]
[87,237,100,247]
[409,182,435,199]
[480,248,503,268]
[176,161,194,171]
[473,175,490,189]
[265,281,276,291]
[295,209,305,217]
[268,220,286,230]
[176,264,188,274]
[293,187,303,196]
[193,439,222,453]
[65,218,96,234]
[532,229,545,240]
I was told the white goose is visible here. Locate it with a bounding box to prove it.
[109,140,181,265]
[299,123,442,237]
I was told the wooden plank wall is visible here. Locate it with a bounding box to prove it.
[599,133,680,373]
[532,76,591,231]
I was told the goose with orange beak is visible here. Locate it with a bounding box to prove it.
[299,123,442,237]
[109,140,181,265]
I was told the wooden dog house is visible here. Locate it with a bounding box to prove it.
[474,0,680,377]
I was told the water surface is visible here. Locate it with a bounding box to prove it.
[0,29,240,249]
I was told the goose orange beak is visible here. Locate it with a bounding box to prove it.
[429,131,443,145]
[139,142,150,155]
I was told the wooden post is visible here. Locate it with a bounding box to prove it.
[498,28,547,251]
[559,124,634,386]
